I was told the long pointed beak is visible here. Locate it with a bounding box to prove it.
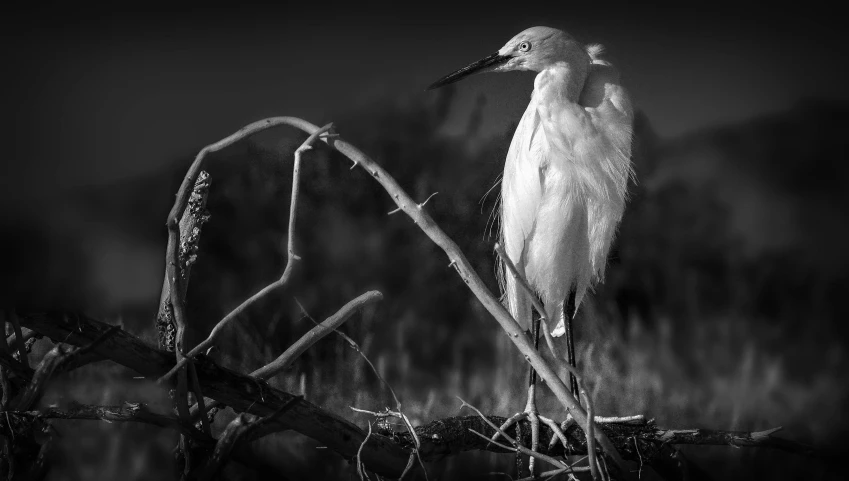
[426,52,512,90]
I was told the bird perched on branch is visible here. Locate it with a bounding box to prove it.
[428,26,633,474]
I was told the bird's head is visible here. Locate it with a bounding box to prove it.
[427,26,588,90]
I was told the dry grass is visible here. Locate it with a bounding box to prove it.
[33,292,847,481]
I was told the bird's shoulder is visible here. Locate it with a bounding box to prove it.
[579,58,633,122]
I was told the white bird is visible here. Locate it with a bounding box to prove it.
[428,26,633,473]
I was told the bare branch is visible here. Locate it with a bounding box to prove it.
[193,414,251,481]
[298,298,428,479]
[654,426,820,455]
[252,290,381,381]
[561,364,600,481]
[190,291,382,418]
[188,360,211,436]
[3,403,212,445]
[13,326,119,411]
[159,123,334,384]
[358,422,374,481]
[192,398,301,481]
[156,170,210,352]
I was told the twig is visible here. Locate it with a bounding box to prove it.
[56,326,119,372]
[238,395,301,442]
[633,436,643,479]
[654,426,816,453]
[297,299,428,480]
[4,403,213,445]
[515,465,590,481]
[189,291,382,418]
[14,327,119,411]
[252,291,381,381]
[159,123,335,384]
[194,414,250,481]
[562,364,600,481]
[192,394,303,481]
[188,360,211,436]
[358,422,374,481]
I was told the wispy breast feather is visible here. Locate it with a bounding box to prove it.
[501,95,545,263]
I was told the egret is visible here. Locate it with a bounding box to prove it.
[428,26,633,472]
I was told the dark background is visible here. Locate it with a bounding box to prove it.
[2,2,847,480]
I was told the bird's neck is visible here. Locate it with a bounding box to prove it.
[534,62,589,104]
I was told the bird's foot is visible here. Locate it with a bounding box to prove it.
[493,386,542,476]
[545,413,576,453]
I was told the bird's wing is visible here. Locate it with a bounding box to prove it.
[500,94,545,265]
[579,57,634,278]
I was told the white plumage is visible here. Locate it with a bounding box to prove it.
[427,26,635,467]
[428,25,633,338]
[494,27,634,336]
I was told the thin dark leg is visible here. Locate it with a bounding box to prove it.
[565,290,579,399]
[521,315,542,478]
[528,316,541,387]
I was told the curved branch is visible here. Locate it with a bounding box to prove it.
[159,122,334,384]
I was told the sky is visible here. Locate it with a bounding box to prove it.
[2,2,846,198]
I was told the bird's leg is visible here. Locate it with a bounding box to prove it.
[564,290,579,400]
[526,315,541,476]
[493,315,542,478]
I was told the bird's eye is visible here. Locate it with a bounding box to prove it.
[519,41,531,52]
